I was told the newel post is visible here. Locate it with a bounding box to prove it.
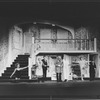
[94,38,97,52]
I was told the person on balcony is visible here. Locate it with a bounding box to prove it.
[55,56,63,82]
[42,56,49,79]
[10,62,28,80]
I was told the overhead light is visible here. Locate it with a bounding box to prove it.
[33,22,36,24]
[52,24,55,26]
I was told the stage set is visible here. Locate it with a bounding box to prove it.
[0,21,99,99]
[0,21,98,82]
[30,54,91,82]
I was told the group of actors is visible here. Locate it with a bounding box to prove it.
[35,55,68,82]
[10,55,96,82]
[34,55,96,82]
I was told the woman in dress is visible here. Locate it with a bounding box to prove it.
[10,63,28,80]
[78,57,86,81]
[62,55,70,82]
[55,56,63,82]
[35,58,43,77]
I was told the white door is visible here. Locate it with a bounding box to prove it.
[13,27,22,51]
[24,32,32,54]
[10,26,23,65]
[62,54,71,81]
[49,56,57,80]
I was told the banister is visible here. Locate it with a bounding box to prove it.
[94,38,97,52]
[35,38,91,40]
[34,38,97,53]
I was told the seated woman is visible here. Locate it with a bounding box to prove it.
[10,62,28,80]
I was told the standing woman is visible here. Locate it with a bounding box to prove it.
[35,58,43,77]
[55,56,63,82]
[78,57,86,81]
[10,63,28,80]
[62,55,70,82]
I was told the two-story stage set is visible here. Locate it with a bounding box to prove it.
[0,21,100,100]
[0,21,99,82]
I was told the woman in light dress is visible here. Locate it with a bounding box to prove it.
[35,58,43,77]
[78,57,87,81]
[55,56,63,82]
[62,55,70,81]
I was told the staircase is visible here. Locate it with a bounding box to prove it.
[0,55,30,80]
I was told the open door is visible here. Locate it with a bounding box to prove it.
[12,26,23,59]
[13,26,22,51]
[62,54,71,81]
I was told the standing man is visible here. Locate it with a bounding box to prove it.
[55,56,63,82]
[42,56,48,78]
[89,61,96,81]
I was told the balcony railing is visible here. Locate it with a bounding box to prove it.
[34,38,97,53]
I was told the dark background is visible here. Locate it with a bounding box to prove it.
[0,1,100,33]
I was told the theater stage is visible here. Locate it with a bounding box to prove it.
[0,79,100,100]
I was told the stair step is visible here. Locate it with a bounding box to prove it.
[1,76,29,79]
[3,74,29,77]
[2,72,28,76]
[15,60,28,62]
[6,67,28,70]
[2,72,28,75]
[18,55,30,57]
[12,62,28,65]
[16,57,29,60]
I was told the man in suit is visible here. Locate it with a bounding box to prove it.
[89,61,96,81]
[42,56,48,78]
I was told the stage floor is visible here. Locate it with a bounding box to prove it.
[0,80,100,99]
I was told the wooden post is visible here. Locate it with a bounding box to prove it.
[87,54,90,77]
[94,38,97,52]
[28,57,32,79]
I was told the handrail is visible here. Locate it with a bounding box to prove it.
[35,38,93,40]
[34,38,97,54]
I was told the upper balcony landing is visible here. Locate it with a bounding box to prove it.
[34,38,97,55]
[18,22,97,55]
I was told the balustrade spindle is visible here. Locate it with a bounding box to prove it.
[85,40,86,50]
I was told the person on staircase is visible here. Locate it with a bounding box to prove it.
[10,62,28,80]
